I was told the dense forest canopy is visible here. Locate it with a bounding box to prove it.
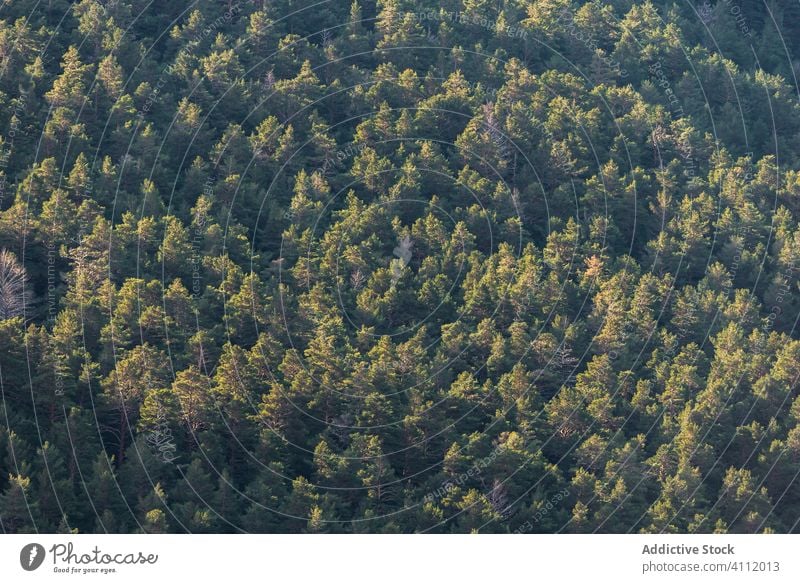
[1,0,800,533]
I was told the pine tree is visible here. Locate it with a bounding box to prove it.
[0,249,31,320]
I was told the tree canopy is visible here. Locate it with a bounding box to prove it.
[1,0,800,533]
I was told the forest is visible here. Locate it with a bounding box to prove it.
[1,0,800,533]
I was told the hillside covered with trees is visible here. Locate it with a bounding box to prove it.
[2,0,800,533]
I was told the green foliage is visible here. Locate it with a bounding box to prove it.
[1,0,800,534]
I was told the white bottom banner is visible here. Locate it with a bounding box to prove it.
[1,534,797,582]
